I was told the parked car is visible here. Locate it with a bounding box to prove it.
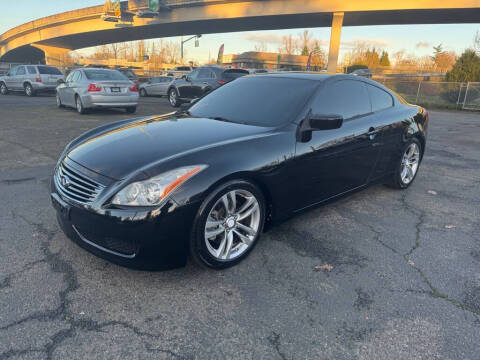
[139,76,174,97]
[51,73,428,270]
[166,66,194,78]
[116,68,139,84]
[167,66,249,107]
[246,68,269,74]
[351,68,373,78]
[56,68,139,114]
[0,65,64,96]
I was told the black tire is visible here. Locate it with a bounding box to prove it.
[139,88,147,97]
[168,88,180,107]
[24,83,35,97]
[56,92,64,108]
[0,82,8,95]
[126,106,137,114]
[75,95,86,115]
[387,138,422,189]
[190,180,266,269]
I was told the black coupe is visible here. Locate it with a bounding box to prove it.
[51,73,428,270]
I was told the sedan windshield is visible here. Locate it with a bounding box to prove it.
[84,70,128,81]
[188,77,318,127]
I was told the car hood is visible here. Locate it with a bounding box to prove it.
[66,114,271,180]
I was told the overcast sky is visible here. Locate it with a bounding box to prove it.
[1,1,478,63]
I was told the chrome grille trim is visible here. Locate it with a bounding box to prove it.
[54,161,105,205]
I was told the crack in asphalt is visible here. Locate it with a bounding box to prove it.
[378,194,480,317]
[0,213,183,360]
[267,331,289,360]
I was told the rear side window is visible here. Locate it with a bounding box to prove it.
[16,67,26,75]
[198,69,214,78]
[37,66,62,75]
[84,70,127,81]
[222,69,249,80]
[27,66,37,74]
[311,80,371,120]
[366,84,394,112]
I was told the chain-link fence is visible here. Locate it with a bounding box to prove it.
[378,79,480,111]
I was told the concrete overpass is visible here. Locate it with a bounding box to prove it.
[1,0,479,72]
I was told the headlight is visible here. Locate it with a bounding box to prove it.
[111,165,206,206]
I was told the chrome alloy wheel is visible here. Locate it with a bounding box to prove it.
[169,89,177,106]
[204,189,261,261]
[400,143,420,185]
[76,97,83,113]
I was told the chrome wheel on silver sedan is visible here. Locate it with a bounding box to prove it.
[400,143,420,185]
[204,189,261,261]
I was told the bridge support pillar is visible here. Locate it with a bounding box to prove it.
[31,44,71,67]
[327,12,344,74]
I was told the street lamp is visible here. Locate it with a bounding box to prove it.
[181,35,202,63]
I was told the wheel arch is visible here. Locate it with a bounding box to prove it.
[202,171,275,227]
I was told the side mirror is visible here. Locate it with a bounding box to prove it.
[183,75,189,81]
[309,114,343,130]
[57,79,65,85]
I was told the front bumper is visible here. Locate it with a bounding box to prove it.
[51,178,199,270]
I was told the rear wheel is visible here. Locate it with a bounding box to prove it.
[125,106,137,114]
[75,95,86,114]
[0,82,7,95]
[139,88,147,97]
[190,180,266,269]
[24,83,35,97]
[168,88,180,107]
[387,138,422,189]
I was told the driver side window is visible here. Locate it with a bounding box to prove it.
[311,80,371,120]
[188,69,199,81]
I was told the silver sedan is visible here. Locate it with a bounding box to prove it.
[56,68,139,114]
[139,76,174,97]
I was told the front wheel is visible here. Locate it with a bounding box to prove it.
[24,83,35,97]
[190,180,266,269]
[387,138,422,189]
[0,82,8,95]
[125,106,137,114]
[168,88,180,107]
[56,93,64,108]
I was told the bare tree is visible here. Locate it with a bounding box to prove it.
[278,35,298,55]
[299,29,313,55]
[254,41,269,52]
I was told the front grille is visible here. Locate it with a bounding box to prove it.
[54,161,105,205]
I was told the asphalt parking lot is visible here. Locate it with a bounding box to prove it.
[0,92,479,359]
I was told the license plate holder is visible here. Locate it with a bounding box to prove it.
[111,87,121,93]
[51,193,71,220]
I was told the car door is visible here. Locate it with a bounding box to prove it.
[58,71,73,105]
[14,66,26,90]
[4,67,18,89]
[177,69,199,99]
[64,71,79,106]
[293,79,383,209]
[194,68,215,96]
[157,77,170,95]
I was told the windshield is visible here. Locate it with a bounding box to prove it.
[84,70,128,81]
[188,76,318,127]
[38,66,62,75]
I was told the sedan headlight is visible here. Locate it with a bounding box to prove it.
[111,165,206,206]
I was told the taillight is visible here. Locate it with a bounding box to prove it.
[87,83,102,92]
[35,76,41,83]
[129,84,138,92]
[217,80,227,85]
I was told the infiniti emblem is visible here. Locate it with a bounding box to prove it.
[60,175,71,188]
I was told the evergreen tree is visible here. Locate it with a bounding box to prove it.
[446,49,480,82]
[380,51,391,66]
